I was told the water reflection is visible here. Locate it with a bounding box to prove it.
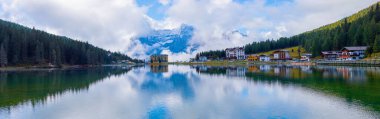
[0,66,133,109]
[150,65,169,73]
[193,65,380,112]
[140,68,195,100]
[193,65,380,81]
[0,65,379,119]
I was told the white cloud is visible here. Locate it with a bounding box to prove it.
[146,16,181,30]
[162,49,194,62]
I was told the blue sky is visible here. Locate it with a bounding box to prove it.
[136,0,170,20]
[0,0,378,61]
[137,0,294,20]
[264,0,293,6]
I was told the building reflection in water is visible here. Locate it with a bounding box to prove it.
[192,65,380,81]
[226,67,247,77]
[317,66,372,81]
[192,65,227,76]
[150,65,169,73]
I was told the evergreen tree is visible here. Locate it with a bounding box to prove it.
[374,35,380,53]
[297,46,301,59]
[0,44,8,67]
[35,42,44,64]
[51,49,57,65]
[366,46,373,57]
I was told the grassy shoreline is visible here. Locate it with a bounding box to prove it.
[172,60,380,67]
[171,60,293,66]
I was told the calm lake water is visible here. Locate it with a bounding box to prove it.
[1,65,380,119]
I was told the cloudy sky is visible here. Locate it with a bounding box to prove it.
[0,0,378,61]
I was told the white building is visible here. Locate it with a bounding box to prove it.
[272,50,291,61]
[226,47,245,60]
[259,55,271,62]
[340,46,368,60]
[300,53,312,62]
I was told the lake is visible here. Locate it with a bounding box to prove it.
[1,65,380,119]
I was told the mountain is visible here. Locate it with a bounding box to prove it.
[0,19,141,67]
[137,25,195,55]
[199,2,380,59]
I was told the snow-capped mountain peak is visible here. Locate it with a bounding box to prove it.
[136,24,195,56]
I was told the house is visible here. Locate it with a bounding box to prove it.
[199,56,208,62]
[259,55,271,62]
[321,51,341,60]
[150,54,168,63]
[340,46,368,60]
[300,53,312,62]
[226,47,246,60]
[246,54,259,61]
[272,50,291,61]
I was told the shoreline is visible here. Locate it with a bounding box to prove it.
[171,60,380,67]
[0,64,142,71]
[0,65,98,71]
[2,60,380,71]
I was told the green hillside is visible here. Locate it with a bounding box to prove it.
[315,2,380,31]
[256,46,307,58]
[197,2,380,59]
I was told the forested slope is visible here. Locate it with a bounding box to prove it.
[0,19,141,67]
[198,2,380,59]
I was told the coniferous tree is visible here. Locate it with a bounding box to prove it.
[35,42,44,64]
[51,49,57,65]
[366,46,373,57]
[297,46,301,59]
[0,44,8,67]
[373,35,380,53]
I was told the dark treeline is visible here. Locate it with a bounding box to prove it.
[195,50,225,60]
[198,2,380,59]
[244,37,301,55]
[0,19,142,67]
